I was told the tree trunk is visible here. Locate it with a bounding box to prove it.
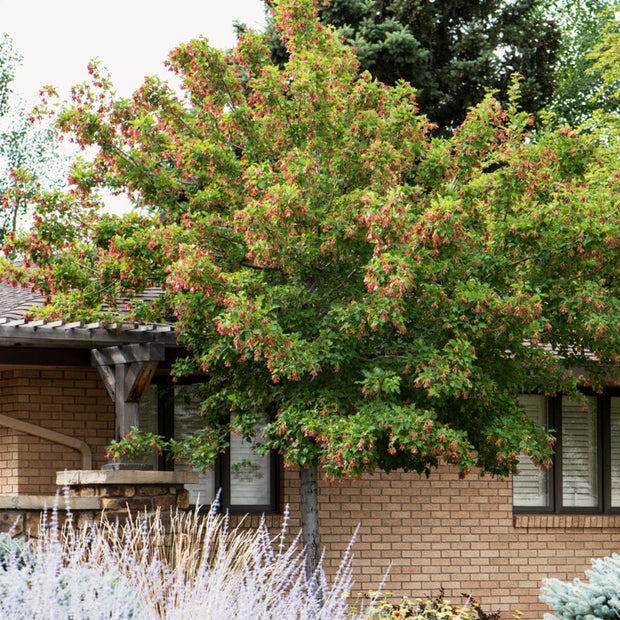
[300,464,322,585]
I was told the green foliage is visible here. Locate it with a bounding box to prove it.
[0,35,68,241]
[586,8,620,127]
[0,35,19,117]
[541,553,620,619]
[106,427,167,464]
[264,0,561,132]
[106,425,228,473]
[546,0,618,127]
[3,0,620,489]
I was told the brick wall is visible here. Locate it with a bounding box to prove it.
[0,368,115,494]
[271,466,620,618]
[0,373,19,494]
[0,366,618,616]
[0,426,18,494]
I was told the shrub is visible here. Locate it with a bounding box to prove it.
[0,519,150,618]
[105,426,166,464]
[0,532,28,570]
[0,504,507,619]
[0,504,356,618]
[359,588,502,619]
[541,553,620,620]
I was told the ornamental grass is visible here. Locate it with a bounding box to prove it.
[0,501,355,619]
[0,499,508,619]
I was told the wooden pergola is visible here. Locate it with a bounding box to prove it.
[0,318,180,440]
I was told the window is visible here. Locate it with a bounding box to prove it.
[512,395,551,508]
[514,392,620,513]
[138,381,278,513]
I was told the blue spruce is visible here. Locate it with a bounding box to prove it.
[542,553,620,619]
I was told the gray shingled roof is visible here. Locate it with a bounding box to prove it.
[0,281,45,321]
[0,280,177,347]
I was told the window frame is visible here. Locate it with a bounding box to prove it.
[149,376,280,514]
[514,390,620,515]
[220,443,280,514]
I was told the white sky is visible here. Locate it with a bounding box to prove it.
[1,0,267,102]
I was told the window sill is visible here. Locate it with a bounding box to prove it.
[514,513,620,529]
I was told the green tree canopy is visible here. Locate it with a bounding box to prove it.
[0,35,69,240]
[588,9,620,113]
[2,0,620,576]
[264,0,561,132]
[547,0,619,128]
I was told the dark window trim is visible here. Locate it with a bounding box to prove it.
[150,375,279,514]
[556,393,606,514]
[513,395,555,515]
[601,392,620,515]
[221,447,280,514]
[514,389,620,515]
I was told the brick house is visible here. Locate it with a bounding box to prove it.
[0,280,618,617]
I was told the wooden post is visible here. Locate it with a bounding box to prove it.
[115,363,140,440]
[92,343,165,440]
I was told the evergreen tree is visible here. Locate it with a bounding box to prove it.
[542,554,620,619]
[265,0,561,132]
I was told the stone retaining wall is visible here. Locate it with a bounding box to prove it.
[0,469,199,537]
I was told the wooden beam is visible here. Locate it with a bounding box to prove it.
[0,347,91,367]
[91,349,116,400]
[0,325,177,347]
[124,360,159,402]
[92,343,166,439]
[91,343,165,366]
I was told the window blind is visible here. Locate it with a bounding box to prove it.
[513,394,550,507]
[561,396,598,508]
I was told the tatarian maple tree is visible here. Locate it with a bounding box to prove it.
[2,0,620,579]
